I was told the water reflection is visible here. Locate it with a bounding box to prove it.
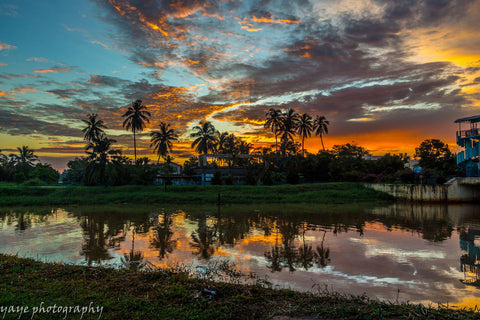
[150,211,177,260]
[1,203,480,307]
[460,227,480,286]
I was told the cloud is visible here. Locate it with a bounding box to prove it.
[91,40,110,49]
[0,108,82,138]
[33,66,75,74]
[0,41,16,51]
[0,3,17,16]
[3,0,480,163]
[46,89,86,100]
[0,73,39,80]
[0,87,38,99]
[87,74,130,87]
[27,57,53,63]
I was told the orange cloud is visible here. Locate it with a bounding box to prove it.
[251,15,301,24]
[0,41,16,50]
[0,87,38,98]
[33,66,72,73]
[241,25,262,32]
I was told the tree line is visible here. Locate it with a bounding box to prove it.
[0,99,460,185]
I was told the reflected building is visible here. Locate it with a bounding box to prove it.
[459,227,480,284]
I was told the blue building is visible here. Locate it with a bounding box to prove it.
[455,115,480,177]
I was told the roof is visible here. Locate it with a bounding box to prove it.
[454,115,480,123]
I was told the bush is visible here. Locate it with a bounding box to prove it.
[262,170,273,185]
[395,168,414,183]
[211,170,222,185]
[224,175,234,185]
[245,172,257,185]
[286,168,300,184]
[23,178,45,186]
[14,171,27,183]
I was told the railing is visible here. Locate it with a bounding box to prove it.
[457,129,480,138]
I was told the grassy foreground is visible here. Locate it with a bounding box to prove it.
[0,255,478,320]
[0,182,392,206]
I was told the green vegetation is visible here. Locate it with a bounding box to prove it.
[0,183,392,206]
[0,254,477,320]
[0,104,460,187]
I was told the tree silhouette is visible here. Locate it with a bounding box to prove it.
[296,223,314,269]
[313,115,329,151]
[85,135,120,185]
[82,113,107,144]
[190,121,218,155]
[296,113,313,157]
[190,213,216,260]
[314,231,330,268]
[264,108,283,153]
[122,99,151,162]
[278,109,298,157]
[150,122,178,163]
[13,146,39,167]
[79,213,112,265]
[150,212,177,259]
[217,131,230,155]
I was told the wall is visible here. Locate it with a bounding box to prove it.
[367,178,480,202]
[367,184,448,202]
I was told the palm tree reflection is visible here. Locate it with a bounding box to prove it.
[121,226,144,270]
[314,231,330,268]
[80,213,112,265]
[190,213,216,260]
[150,211,177,259]
[296,223,314,270]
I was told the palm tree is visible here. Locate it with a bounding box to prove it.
[82,113,107,143]
[296,113,313,157]
[264,108,283,152]
[85,135,120,185]
[278,109,298,157]
[216,131,230,154]
[313,115,329,151]
[122,99,151,162]
[150,122,178,163]
[190,121,218,155]
[13,146,39,167]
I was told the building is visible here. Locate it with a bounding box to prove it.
[154,162,199,185]
[455,115,480,177]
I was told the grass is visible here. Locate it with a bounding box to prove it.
[0,254,478,320]
[0,182,393,206]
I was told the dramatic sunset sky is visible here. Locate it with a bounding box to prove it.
[1,0,480,169]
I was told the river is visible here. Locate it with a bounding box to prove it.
[1,203,479,308]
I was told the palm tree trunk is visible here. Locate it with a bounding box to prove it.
[302,136,305,157]
[133,129,137,162]
[274,130,278,153]
[320,135,325,151]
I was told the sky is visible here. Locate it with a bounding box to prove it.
[1,0,480,170]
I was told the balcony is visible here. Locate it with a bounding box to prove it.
[457,128,480,138]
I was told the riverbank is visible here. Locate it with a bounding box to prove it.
[0,183,392,206]
[0,254,477,320]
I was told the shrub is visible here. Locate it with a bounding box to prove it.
[211,170,222,185]
[23,178,45,186]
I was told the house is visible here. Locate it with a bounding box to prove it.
[455,115,480,177]
[154,162,199,185]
